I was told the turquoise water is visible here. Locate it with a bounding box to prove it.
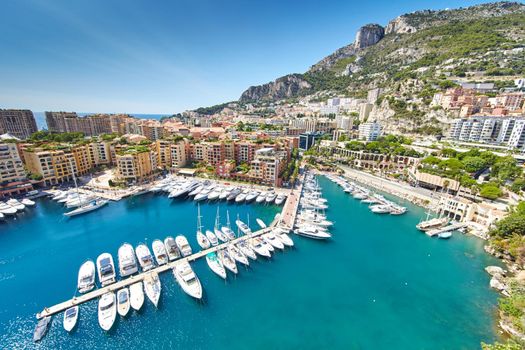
[0,177,501,349]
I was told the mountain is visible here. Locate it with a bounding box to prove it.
[239,1,525,102]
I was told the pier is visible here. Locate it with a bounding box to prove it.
[426,222,468,237]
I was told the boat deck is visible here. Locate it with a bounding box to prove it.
[426,223,468,237]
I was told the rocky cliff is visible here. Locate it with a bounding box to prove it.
[354,24,385,49]
[240,74,312,102]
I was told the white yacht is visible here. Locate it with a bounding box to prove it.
[274,194,286,205]
[194,185,214,201]
[228,244,249,266]
[6,198,25,211]
[0,202,17,215]
[98,292,117,331]
[175,235,192,257]
[255,192,267,203]
[144,271,161,307]
[227,188,241,201]
[260,236,274,252]
[218,188,231,200]
[221,226,235,241]
[206,252,227,279]
[205,230,219,246]
[188,185,203,197]
[237,241,257,260]
[64,199,108,217]
[263,232,285,250]
[33,316,51,342]
[295,226,332,239]
[370,204,391,214]
[129,282,145,311]
[63,306,78,332]
[135,244,155,271]
[274,228,294,247]
[96,253,116,286]
[245,191,259,203]
[256,218,267,229]
[65,195,95,208]
[265,192,277,204]
[152,239,169,265]
[214,207,229,242]
[173,261,202,299]
[118,243,138,277]
[196,204,211,249]
[251,238,271,258]
[117,288,131,317]
[218,249,237,274]
[77,260,96,293]
[235,190,248,203]
[235,219,251,235]
[164,236,181,261]
[21,198,36,207]
[207,188,222,201]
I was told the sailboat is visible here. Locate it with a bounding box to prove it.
[221,210,236,240]
[214,207,229,243]
[195,204,211,249]
[64,159,107,217]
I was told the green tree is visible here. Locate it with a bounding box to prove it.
[479,183,503,200]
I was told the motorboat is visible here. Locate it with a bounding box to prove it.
[164,236,181,261]
[118,243,139,277]
[21,198,36,207]
[228,244,249,266]
[33,316,51,342]
[65,195,96,208]
[0,212,4,220]
[196,204,211,249]
[438,231,452,239]
[175,235,192,257]
[217,249,237,274]
[188,185,203,197]
[0,202,17,215]
[98,292,116,331]
[416,217,449,232]
[265,192,277,204]
[295,226,332,239]
[207,188,222,201]
[144,271,161,307]
[255,192,267,203]
[353,192,368,200]
[390,206,407,215]
[235,219,251,235]
[206,252,227,279]
[213,207,229,242]
[227,188,241,201]
[250,238,271,258]
[237,241,257,260]
[6,198,25,210]
[51,190,68,201]
[245,191,259,203]
[274,194,286,205]
[152,239,169,265]
[277,231,294,247]
[263,233,285,250]
[135,244,155,271]
[206,229,219,246]
[218,187,232,200]
[194,185,215,201]
[96,253,116,286]
[260,236,274,252]
[256,218,267,229]
[173,261,202,299]
[77,260,96,293]
[370,204,391,214]
[221,226,235,241]
[117,288,131,317]
[129,282,145,311]
[63,306,78,332]
[64,199,108,217]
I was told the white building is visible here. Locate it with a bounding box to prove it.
[358,121,381,141]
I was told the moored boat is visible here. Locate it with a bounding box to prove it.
[164,236,181,261]
[117,288,131,317]
[175,235,192,257]
[33,316,51,342]
[129,282,145,311]
[205,230,219,246]
[237,241,257,260]
[173,261,202,299]
[7,198,25,210]
[135,244,155,271]
[152,239,169,265]
[263,232,284,250]
[218,249,238,274]
[118,243,139,277]
[206,252,227,279]
[228,244,249,266]
[21,198,36,207]
[235,219,251,235]
[144,271,161,307]
[77,260,96,293]
[64,199,108,217]
[295,226,332,240]
[96,253,116,286]
[274,194,286,205]
[256,218,267,229]
[250,237,271,258]
[98,292,116,331]
[63,306,78,332]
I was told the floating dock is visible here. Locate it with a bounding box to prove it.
[426,223,468,237]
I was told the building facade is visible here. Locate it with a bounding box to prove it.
[0,110,38,139]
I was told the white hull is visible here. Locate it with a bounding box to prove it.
[98,292,116,331]
[63,306,78,332]
[117,288,131,317]
[206,253,227,279]
[144,272,161,308]
[129,282,145,311]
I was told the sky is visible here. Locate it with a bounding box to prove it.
[0,0,501,114]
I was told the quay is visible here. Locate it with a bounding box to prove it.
[426,222,468,237]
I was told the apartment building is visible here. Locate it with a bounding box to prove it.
[45,112,128,136]
[24,147,78,185]
[156,139,188,169]
[248,148,286,187]
[0,142,33,198]
[0,109,38,140]
[116,147,158,183]
[449,117,525,149]
[358,121,382,141]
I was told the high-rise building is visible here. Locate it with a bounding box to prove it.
[358,121,382,141]
[0,109,38,139]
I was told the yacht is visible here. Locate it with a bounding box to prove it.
[217,249,237,274]
[235,219,251,235]
[188,185,203,197]
[0,212,4,220]
[51,190,68,201]
[196,204,211,249]
[164,236,181,261]
[353,192,368,200]
[64,199,108,217]
[173,261,202,299]
[260,236,274,252]
[21,198,36,207]
[263,232,285,250]
[277,230,294,247]
[144,271,161,307]
[245,191,259,203]
[65,195,95,208]
[135,244,155,271]
[0,202,17,215]
[438,231,452,239]
[207,188,222,201]
[129,282,145,311]
[206,229,219,246]
[206,252,227,279]
[274,194,286,205]
[265,192,277,204]
[390,206,407,215]
[370,204,391,214]
[63,306,78,332]
[227,188,241,201]
[33,316,51,342]
[118,243,138,277]
[220,210,236,240]
[97,253,116,286]
[235,189,249,203]
[98,292,117,331]
[77,260,96,293]
[214,207,229,242]
[250,238,271,258]
[175,235,192,257]
[6,198,25,211]
[194,185,214,201]
[228,244,249,266]
[416,217,449,232]
[218,187,232,200]
[237,241,257,260]
[256,218,267,229]
[255,192,267,203]
[117,288,130,317]
[295,226,332,240]
[152,239,169,265]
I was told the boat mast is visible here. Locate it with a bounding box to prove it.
[69,158,80,201]
[197,203,203,233]
[226,210,231,229]
[214,206,220,230]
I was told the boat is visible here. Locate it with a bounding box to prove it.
[196,204,211,249]
[217,249,237,274]
[416,217,449,232]
[98,292,116,331]
[63,306,78,332]
[152,239,169,265]
[188,185,203,197]
[77,260,96,293]
[65,195,96,208]
[194,185,214,201]
[295,226,332,240]
[173,261,202,299]
[21,198,36,207]
[390,206,407,215]
[227,188,241,201]
[0,202,16,215]
[250,238,271,258]
[235,190,248,203]
[207,188,222,201]
[277,231,294,247]
[64,199,108,217]
[255,192,267,203]
[220,210,236,240]
[164,236,181,261]
[206,252,227,279]
[0,212,4,220]
[33,316,51,342]
[96,253,116,286]
[274,194,286,205]
[135,244,155,271]
[176,235,192,257]
[235,219,251,235]
[237,241,257,260]
[260,236,274,252]
[438,231,452,239]
[6,198,25,211]
[218,188,231,200]
[265,192,277,204]
[118,243,139,277]
[205,229,219,246]
[214,207,229,242]
[129,282,145,311]
[117,288,131,317]
[228,244,249,266]
[51,190,68,201]
[263,232,285,250]
[256,218,267,229]
[144,271,161,307]
[245,191,259,203]
[370,204,392,214]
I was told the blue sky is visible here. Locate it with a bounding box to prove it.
[0,0,499,114]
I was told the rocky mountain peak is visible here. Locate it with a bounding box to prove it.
[354,24,385,49]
